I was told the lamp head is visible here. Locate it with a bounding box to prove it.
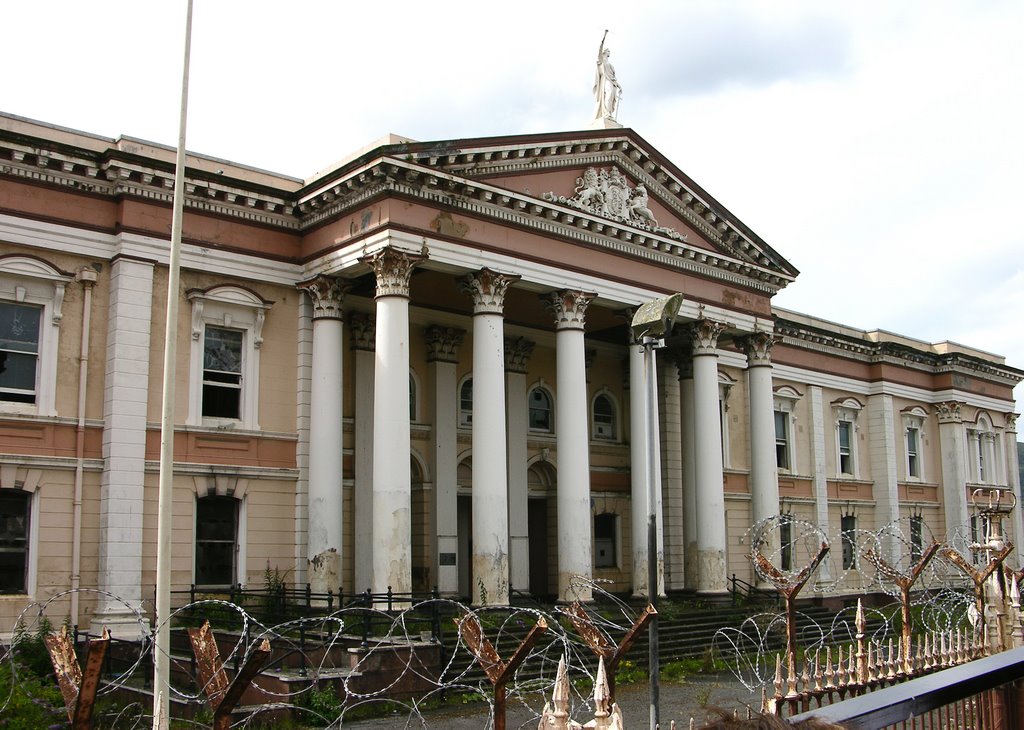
[630,293,683,341]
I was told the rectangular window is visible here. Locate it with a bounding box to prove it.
[780,514,793,571]
[977,435,986,483]
[0,490,30,594]
[838,421,854,475]
[906,427,920,479]
[841,514,856,569]
[594,513,617,568]
[0,302,41,405]
[195,497,238,587]
[910,515,923,563]
[774,410,790,470]
[202,326,243,419]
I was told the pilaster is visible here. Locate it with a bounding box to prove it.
[505,336,535,594]
[426,324,464,596]
[350,312,376,593]
[867,393,901,563]
[936,400,969,542]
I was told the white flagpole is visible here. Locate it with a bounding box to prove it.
[154,0,193,726]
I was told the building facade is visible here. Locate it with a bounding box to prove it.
[0,112,1020,635]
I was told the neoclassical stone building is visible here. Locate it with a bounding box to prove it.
[0,111,1020,635]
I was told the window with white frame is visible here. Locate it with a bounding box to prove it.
[719,373,735,467]
[592,391,617,441]
[832,398,863,478]
[594,513,618,568]
[195,495,239,587]
[459,376,473,428]
[902,406,927,481]
[0,255,72,416]
[779,512,794,571]
[910,515,923,563]
[528,384,553,432]
[841,514,857,569]
[773,386,802,473]
[968,413,998,485]
[187,286,271,430]
[0,488,31,594]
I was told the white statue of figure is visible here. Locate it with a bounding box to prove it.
[593,32,622,121]
[630,184,658,226]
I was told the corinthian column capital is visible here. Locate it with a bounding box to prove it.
[689,318,725,355]
[1005,412,1018,433]
[935,400,964,424]
[739,331,777,367]
[349,312,376,351]
[425,325,465,363]
[544,289,596,331]
[458,268,521,314]
[361,247,424,298]
[298,275,349,320]
[504,336,535,373]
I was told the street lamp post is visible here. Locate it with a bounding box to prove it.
[630,293,683,730]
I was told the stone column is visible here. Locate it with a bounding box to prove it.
[936,401,969,543]
[505,336,535,594]
[426,325,464,596]
[298,276,348,595]
[460,269,519,605]
[93,257,154,637]
[350,312,375,593]
[546,289,596,602]
[741,333,781,567]
[364,247,422,595]
[1004,414,1022,561]
[690,319,728,594]
[867,393,901,563]
[679,354,698,592]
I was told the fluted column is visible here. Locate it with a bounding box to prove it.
[364,247,422,595]
[425,325,464,596]
[350,313,375,592]
[460,268,520,605]
[740,333,781,556]
[506,336,535,593]
[299,275,349,595]
[937,401,969,543]
[691,319,728,594]
[546,289,597,602]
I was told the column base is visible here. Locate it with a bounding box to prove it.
[308,548,341,597]
[90,603,150,641]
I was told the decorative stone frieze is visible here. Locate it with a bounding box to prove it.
[541,167,687,241]
[935,401,964,424]
[689,319,725,356]
[349,312,376,351]
[362,247,423,298]
[458,268,521,314]
[504,336,535,373]
[425,325,465,363]
[739,331,777,367]
[544,289,596,331]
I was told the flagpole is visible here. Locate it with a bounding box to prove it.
[154,0,193,726]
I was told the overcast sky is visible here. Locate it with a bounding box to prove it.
[4,1,1022,431]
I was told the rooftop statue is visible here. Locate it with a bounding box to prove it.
[593,31,622,122]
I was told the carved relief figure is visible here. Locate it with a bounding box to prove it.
[629,184,657,226]
[593,33,622,121]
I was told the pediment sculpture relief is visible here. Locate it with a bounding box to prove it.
[542,167,687,241]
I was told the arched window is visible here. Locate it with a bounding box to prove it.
[528,386,553,432]
[459,377,473,428]
[592,393,617,441]
[195,496,239,588]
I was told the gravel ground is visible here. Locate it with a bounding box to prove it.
[337,675,762,728]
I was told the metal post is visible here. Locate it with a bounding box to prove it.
[643,336,660,730]
[154,2,193,727]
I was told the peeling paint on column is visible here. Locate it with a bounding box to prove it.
[473,545,509,605]
[698,549,728,593]
[308,548,339,594]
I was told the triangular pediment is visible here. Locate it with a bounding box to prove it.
[371,128,798,281]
